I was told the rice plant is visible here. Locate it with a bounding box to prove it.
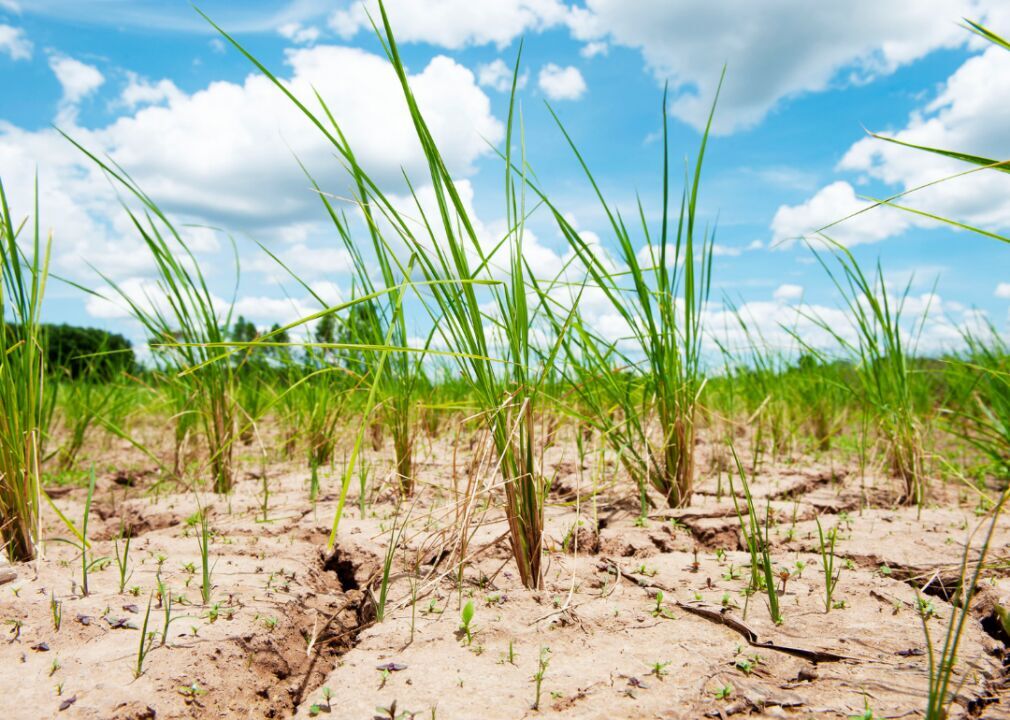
[537,77,721,508]
[728,446,781,624]
[63,138,240,493]
[804,244,928,505]
[276,170,427,498]
[54,371,130,471]
[921,490,1008,718]
[204,2,559,588]
[947,324,1010,478]
[0,177,51,562]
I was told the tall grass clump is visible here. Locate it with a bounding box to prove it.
[206,2,557,588]
[949,323,1010,477]
[806,243,927,505]
[297,163,426,498]
[63,141,239,493]
[0,178,51,562]
[541,80,720,507]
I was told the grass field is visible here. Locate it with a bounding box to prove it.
[1,6,1010,719]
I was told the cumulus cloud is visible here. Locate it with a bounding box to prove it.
[278,22,320,45]
[773,283,803,302]
[771,181,916,248]
[708,287,987,359]
[477,58,528,92]
[329,0,567,49]
[579,41,608,59]
[117,72,184,111]
[0,23,31,60]
[49,55,104,124]
[0,43,502,297]
[996,283,1010,299]
[774,42,1010,247]
[565,0,1007,134]
[538,63,586,100]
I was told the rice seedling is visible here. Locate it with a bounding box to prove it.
[375,504,408,623]
[815,517,841,613]
[459,600,475,645]
[945,322,1010,478]
[134,593,156,678]
[158,584,178,647]
[52,468,105,596]
[114,529,132,594]
[728,447,781,624]
[195,506,213,604]
[0,177,51,562]
[532,646,550,711]
[537,76,722,508]
[306,170,428,499]
[920,490,1008,719]
[49,591,62,631]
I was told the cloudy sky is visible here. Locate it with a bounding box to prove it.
[1,0,1009,356]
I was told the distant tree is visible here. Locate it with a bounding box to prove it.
[315,312,336,344]
[337,303,382,374]
[267,322,292,363]
[230,315,258,343]
[40,323,134,380]
[312,312,337,364]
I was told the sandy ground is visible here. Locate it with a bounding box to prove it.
[2,425,1009,719]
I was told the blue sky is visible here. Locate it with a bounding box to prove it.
[1,0,1009,356]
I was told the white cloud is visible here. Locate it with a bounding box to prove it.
[209,38,226,54]
[329,0,567,49]
[580,41,608,59]
[771,181,917,248]
[279,22,320,45]
[775,42,1010,247]
[996,283,1010,299]
[773,283,803,302]
[0,44,502,298]
[49,55,104,125]
[477,58,528,92]
[0,23,31,61]
[117,72,184,111]
[14,3,328,34]
[708,288,988,359]
[565,0,1007,133]
[247,239,355,282]
[538,63,586,101]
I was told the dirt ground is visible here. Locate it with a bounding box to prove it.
[2,424,1009,719]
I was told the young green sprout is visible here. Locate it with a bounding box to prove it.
[532,646,551,711]
[196,506,213,604]
[134,593,156,678]
[114,530,132,594]
[52,468,106,597]
[459,600,475,645]
[50,592,62,632]
[649,661,671,680]
[651,590,673,619]
[816,517,841,613]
